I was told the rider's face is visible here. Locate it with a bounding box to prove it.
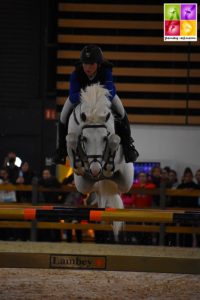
[83,63,98,78]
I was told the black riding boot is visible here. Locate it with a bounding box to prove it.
[115,114,139,163]
[53,121,68,165]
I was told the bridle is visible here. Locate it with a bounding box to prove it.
[72,108,116,179]
[78,124,110,177]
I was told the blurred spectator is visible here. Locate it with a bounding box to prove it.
[175,167,198,247]
[175,167,198,208]
[133,172,156,245]
[121,192,133,209]
[0,168,16,203]
[163,166,171,173]
[62,174,83,243]
[177,168,197,198]
[122,171,156,209]
[15,161,36,240]
[38,168,62,242]
[160,167,171,186]
[171,167,197,208]
[0,168,17,240]
[150,166,161,207]
[168,169,179,189]
[131,172,156,209]
[165,169,179,246]
[62,174,83,206]
[38,168,61,203]
[195,168,200,208]
[150,166,161,187]
[122,172,156,245]
[3,152,20,184]
[166,169,179,208]
[180,167,195,185]
[15,161,35,203]
[195,169,200,189]
[16,161,35,185]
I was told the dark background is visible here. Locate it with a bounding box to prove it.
[0,0,57,173]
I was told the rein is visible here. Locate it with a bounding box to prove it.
[73,106,80,125]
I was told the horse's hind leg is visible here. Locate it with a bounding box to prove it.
[114,162,134,193]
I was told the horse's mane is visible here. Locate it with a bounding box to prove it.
[80,84,111,123]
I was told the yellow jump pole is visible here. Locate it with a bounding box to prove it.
[89,210,175,223]
[0,208,198,223]
[0,208,33,220]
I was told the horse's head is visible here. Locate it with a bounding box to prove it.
[75,84,120,178]
[79,123,110,177]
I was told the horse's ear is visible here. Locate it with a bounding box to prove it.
[105,112,110,122]
[81,112,87,122]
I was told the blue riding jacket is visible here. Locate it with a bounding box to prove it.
[69,62,116,105]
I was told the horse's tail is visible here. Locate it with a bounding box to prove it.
[95,180,124,241]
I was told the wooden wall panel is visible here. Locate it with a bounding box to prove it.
[56,2,200,125]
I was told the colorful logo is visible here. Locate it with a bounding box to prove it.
[164,3,197,41]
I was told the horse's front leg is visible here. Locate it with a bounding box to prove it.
[74,174,95,194]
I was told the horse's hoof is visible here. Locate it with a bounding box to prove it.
[103,169,113,178]
[74,168,85,176]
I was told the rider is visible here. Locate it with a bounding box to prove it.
[54,44,139,164]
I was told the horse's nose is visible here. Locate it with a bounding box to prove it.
[89,160,102,177]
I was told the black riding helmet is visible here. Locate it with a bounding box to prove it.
[80,45,103,64]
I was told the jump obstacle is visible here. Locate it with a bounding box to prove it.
[0,207,199,224]
[0,241,200,274]
[0,207,200,274]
